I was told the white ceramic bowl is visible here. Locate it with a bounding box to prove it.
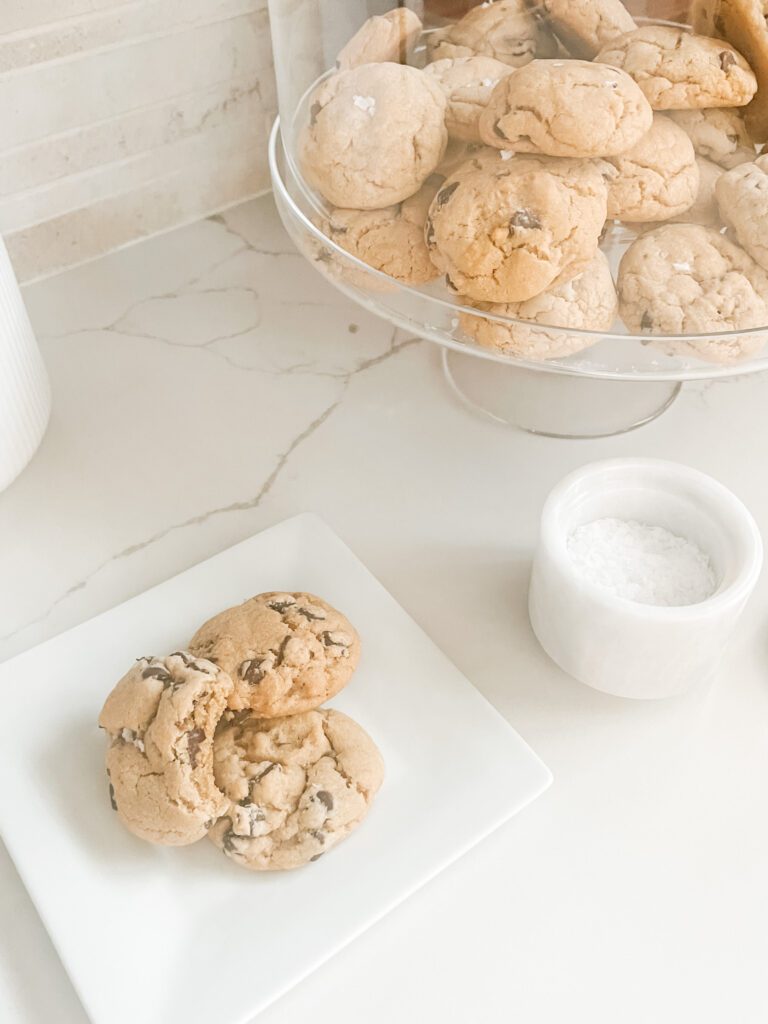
[528,458,763,699]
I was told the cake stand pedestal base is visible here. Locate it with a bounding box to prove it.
[442,349,682,439]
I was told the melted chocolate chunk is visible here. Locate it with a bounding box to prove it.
[268,598,296,613]
[509,209,541,230]
[310,829,326,844]
[296,607,326,621]
[141,665,172,683]
[719,50,736,71]
[186,728,206,768]
[640,310,653,330]
[310,852,324,862]
[493,121,507,139]
[436,181,459,208]
[109,782,118,811]
[253,762,278,784]
[320,631,347,648]
[445,275,458,292]
[240,659,266,684]
[425,216,435,248]
[274,635,291,666]
[315,790,334,811]
[309,101,322,126]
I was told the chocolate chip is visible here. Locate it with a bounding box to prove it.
[310,829,326,844]
[641,310,653,330]
[253,762,277,784]
[509,209,541,230]
[493,121,507,139]
[320,631,347,648]
[240,659,266,684]
[268,598,296,613]
[274,635,291,666]
[296,607,326,621]
[315,790,334,811]
[108,782,118,811]
[141,665,171,683]
[445,275,458,292]
[310,853,324,862]
[223,830,240,854]
[436,182,459,208]
[425,216,435,247]
[186,728,206,768]
[719,50,736,71]
[310,101,322,126]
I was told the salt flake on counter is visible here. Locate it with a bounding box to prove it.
[353,95,376,116]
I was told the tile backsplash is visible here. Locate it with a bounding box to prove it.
[0,0,276,282]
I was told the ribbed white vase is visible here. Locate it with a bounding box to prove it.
[0,236,50,493]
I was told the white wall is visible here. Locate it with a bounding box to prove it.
[0,0,276,281]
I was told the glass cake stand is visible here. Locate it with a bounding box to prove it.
[266,1,768,438]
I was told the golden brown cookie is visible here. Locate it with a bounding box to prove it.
[300,63,447,209]
[318,176,442,285]
[606,114,699,222]
[425,159,610,301]
[424,56,512,141]
[715,154,768,269]
[426,0,557,66]
[532,0,637,59]
[208,709,384,871]
[336,7,422,70]
[189,592,361,717]
[479,58,653,158]
[459,251,616,359]
[693,0,768,141]
[595,26,757,110]
[618,223,768,362]
[667,107,755,168]
[98,653,233,845]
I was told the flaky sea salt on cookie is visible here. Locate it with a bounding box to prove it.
[607,114,699,222]
[459,251,616,359]
[336,7,422,71]
[300,63,447,209]
[426,160,609,302]
[99,653,233,846]
[479,59,653,158]
[595,26,757,110]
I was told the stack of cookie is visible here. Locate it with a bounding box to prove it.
[300,0,768,365]
[98,592,384,871]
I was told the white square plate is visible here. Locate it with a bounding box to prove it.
[0,514,551,1024]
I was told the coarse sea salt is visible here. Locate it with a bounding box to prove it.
[353,94,376,116]
[567,517,717,607]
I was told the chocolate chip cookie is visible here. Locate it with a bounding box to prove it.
[336,7,422,71]
[189,592,361,718]
[424,56,512,141]
[668,156,723,225]
[479,59,653,158]
[300,63,447,209]
[426,158,610,302]
[459,250,616,359]
[715,154,768,269]
[618,223,768,361]
[319,176,442,285]
[426,0,557,66]
[595,26,757,110]
[98,653,233,845]
[606,113,699,222]
[208,709,384,871]
[668,107,755,168]
[533,0,637,59]
[694,0,768,141]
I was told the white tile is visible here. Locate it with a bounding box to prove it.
[0,0,266,73]
[0,73,275,198]
[7,142,269,281]
[0,10,273,148]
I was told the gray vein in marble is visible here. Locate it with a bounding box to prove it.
[0,332,419,644]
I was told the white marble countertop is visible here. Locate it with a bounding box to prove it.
[2,195,768,1024]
